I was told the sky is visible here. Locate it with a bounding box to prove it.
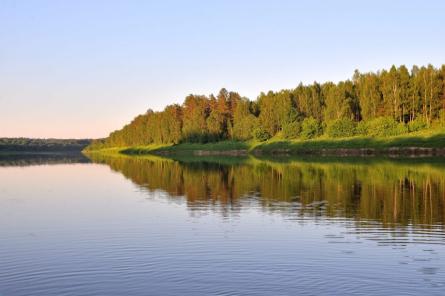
[1,0,444,139]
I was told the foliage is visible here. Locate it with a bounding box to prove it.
[282,121,302,139]
[252,127,271,142]
[408,117,428,132]
[323,81,358,122]
[326,118,356,138]
[300,117,322,139]
[231,99,258,140]
[86,64,445,150]
[367,117,408,137]
[355,121,369,136]
[439,110,445,128]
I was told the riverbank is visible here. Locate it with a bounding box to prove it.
[84,129,445,157]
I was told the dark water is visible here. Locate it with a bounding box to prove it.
[1,154,445,295]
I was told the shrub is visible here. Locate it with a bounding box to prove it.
[300,117,322,139]
[282,121,301,139]
[326,118,356,138]
[367,116,407,137]
[252,127,271,142]
[395,122,409,135]
[439,110,445,127]
[408,118,428,132]
[232,115,258,140]
[355,121,369,136]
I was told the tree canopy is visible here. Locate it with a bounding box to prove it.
[89,64,445,149]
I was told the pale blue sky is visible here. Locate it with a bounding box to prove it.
[1,0,444,138]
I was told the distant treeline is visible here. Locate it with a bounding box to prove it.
[0,138,91,152]
[0,153,90,166]
[88,64,445,150]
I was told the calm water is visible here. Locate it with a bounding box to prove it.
[1,154,445,295]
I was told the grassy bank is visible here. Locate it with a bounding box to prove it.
[84,128,445,157]
[122,141,250,154]
[254,128,445,153]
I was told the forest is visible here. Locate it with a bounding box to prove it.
[88,64,445,150]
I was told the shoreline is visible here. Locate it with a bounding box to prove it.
[155,147,445,157]
[84,129,445,158]
[85,144,445,158]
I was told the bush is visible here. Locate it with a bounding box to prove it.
[252,127,271,142]
[408,118,428,132]
[432,110,445,128]
[395,122,409,135]
[367,117,407,137]
[326,118,356,138]
[439,110,445,128]
[282,121,301,139]
[300,117,322,139]
[355,121,369,136]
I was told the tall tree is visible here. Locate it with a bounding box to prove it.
[323,81,357,121]
[354,71,382,120]
[232,98,258,140]
[182,95,210,142]
[415,65,442,125]
[161,105,183,144]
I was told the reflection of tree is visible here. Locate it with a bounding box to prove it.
[88,154,445,228]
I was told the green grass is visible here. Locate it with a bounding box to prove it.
[84,128,445,157]
[254,128,445,153]
[84,144,172,155]
[119,140,253,155]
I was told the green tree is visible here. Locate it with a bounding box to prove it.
[301,117,322,139]
[354,71,382,120]
[182,95,210,142]
[323,81,356,122]
[326,118,356,138]
[161,105,182,144]
[282,121,301,139]
[415,65,442,125]
[232,98,258,140]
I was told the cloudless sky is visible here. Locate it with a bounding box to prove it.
[1,0,444,138]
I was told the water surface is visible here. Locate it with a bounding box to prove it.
[1,154,445,295]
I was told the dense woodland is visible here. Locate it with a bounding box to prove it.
[89,64,445,149]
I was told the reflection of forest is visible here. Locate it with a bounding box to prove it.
[88,154,445,228]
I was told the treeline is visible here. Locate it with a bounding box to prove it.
[0,138,91,152]
[89,64,445,149]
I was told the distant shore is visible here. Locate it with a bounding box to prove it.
[0,138,91,155]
